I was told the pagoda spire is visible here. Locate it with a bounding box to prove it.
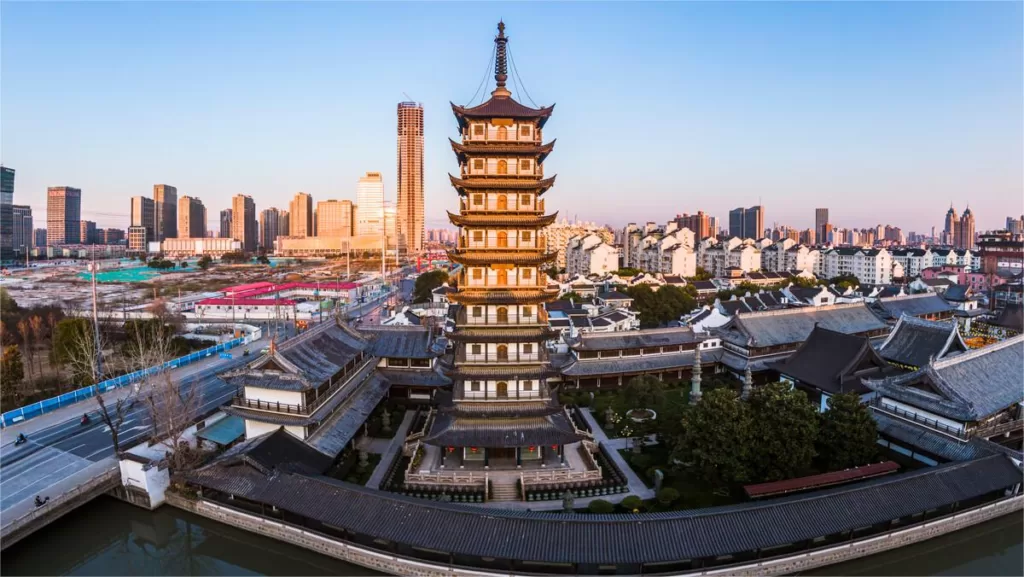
[492,21,511,98]
[690,345,702,405]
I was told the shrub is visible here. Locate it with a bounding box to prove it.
[630,454,653,470]
[657,487,680,506]
[620,495,644,512]
[588,499,614,514]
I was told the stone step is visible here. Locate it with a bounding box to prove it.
[489,484,521,502]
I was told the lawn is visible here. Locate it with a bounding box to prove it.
[617,446,739,511]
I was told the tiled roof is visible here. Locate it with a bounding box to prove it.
[570,327,700,351]
[451,97,554,125]
[716,303,888,348]
[447,211,559,228]
[449,139,556,163]
[424,412,582,447]
[987,303,1023,331]
[770,326,891,395]
[307,373,391,457]
[449,327,559,342]
[447,250,556,266]
[877,314,967,368]
[871,410,991,462]
[561,349,722,378]
[449,174,557,193]
[870,294,954,321]
[447,364,556,380]
[215,428,333,475]
[448,289,559,305]
[188,454,1022,565]
[376,368,452,387]
[362,327,438,359]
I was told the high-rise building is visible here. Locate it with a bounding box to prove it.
[33,229,47,248]
[708,217,720,238]
[675,211,710,239]
[259,208,282,252]
[815,208,829,240]
[47,187,82,245]
[79,221,97,245]
[101,228,125,244]
[278,210,290,244]
[316,200,354,237]
[231,194,257,253]
[356,172,385,236]
[153,184,177,241]
[12,205,32,255]
[178,196,206,238]
[131,196,155,244]
[289,192,314,237]
[728,208,745,238]
[383,201,397,249]
[943,204,959,246]
[0,166,14,260]
[1007,216,1024,235]
[958,207,975,250]
[128,226,149,254]
[220,209,233,238]
[728,205,764,239]
[397,101,425,253]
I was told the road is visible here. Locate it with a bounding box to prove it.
[0,291,391,517]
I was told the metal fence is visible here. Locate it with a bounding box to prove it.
[1,337,246,428]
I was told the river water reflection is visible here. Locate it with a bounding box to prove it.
[4,496,1020,576]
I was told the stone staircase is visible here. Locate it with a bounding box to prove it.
[489,481,520,502]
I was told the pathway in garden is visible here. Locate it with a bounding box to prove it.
[579,409,656,500]
[364,411,416,489]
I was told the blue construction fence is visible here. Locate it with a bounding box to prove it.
[0,336,246,428]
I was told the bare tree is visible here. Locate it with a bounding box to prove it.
[95,388,135,454]
[17,318,35,386]
[55,317,107,389]
[29,315,45,377]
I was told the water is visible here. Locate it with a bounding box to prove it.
[77,266,165,283]
[2,497,375,576]
[3,497,1019,576]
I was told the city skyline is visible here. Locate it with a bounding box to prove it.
[1,2,1021,233]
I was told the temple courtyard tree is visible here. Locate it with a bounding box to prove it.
[673,388,752,487]
[412,270,449,303]
[622,375,666,411]
[747,382,820,483]
[817,392,879,471]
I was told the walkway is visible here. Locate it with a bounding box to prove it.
[578,408,656,500]
[365,411,416,489]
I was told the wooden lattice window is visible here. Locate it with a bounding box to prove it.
[522,306,533,316]
[470,381,481,392]
[521,231,532,242]
[473,230,483,242]
[471,344,482,355]
[520,159,531,171]
[498,126,508,140]
[521,194,531,205]
[497,160,508,175]
[472,306,483,318]
[523,343,533,355]
[520,125,531,136]
[522,268,532,279]
[522,380,533,391]
[473,124,484,136]
[473,194,483,205]
[473,159,484,171]
[472,268,482,280]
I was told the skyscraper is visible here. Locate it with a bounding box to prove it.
[0,166,13,260]
[815,208,829,239]
[356,172,385,236]
[259,208,281,252]
[178,196,206,238]
[231,195,257,253]
[79,220,97,245]
[153,184,178,241]
[289,192,314,237]
[220,209,233,238]
[728,207,745,238]
[745,205,765,239]
[944,204,959,246]
[958,207,975,250]
[397,101,424,253]
[131,196,155,243]
[47,187,82,245]
[12,205,32,255]
[316,200,354,237]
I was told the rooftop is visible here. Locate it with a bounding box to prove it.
[877,314,968,368]
[715,303,888,348]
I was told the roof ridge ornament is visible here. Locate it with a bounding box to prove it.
[492,21,512,98]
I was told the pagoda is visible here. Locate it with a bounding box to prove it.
[423,22,584,471]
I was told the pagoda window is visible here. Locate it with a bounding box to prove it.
[497,269,508,286]
[520,159,531,171]
[521,194,532,205]
[497,231,508,247]
[473,194,483,206]
[522,380,533,391]
[522,268,533,280]
[497,159,508,175]
[471,344,482,355]
[473,124,485,137]
[523,343,534,355]
[496,307,509,323]
[473,230,483,242]
[472,306,483,318]
[522,306,533,317]
[472,268,482,280]
[498,126,508,141]
[497,345,509,362]
[473,159,484,171]
[497,195,508,210]
[470,381,481,392]
[497,382,509,398]
[520,125,531,137]
[522,231,532,242]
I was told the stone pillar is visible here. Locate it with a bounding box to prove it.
[742,364,753,400]
[516,447,522,468]
[690,345,703,405]
[484,448,489,468]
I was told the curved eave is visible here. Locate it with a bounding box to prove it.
[449,327,561,343]
[449,139,555,164]
[447,211,559,228]
[449,174,556,195]
[445,364,559,380]
[446,250,556,266]
[451,101,555,129]
[448,289,560,305]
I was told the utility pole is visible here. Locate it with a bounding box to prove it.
[90,246,103,382]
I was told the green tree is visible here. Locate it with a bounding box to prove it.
[689,266,713,281]
[747,382,819,482]
[588,499,614,514]
[817,393,879,471]
[614,267,643,277]
[0,287,19,314]
[624,284,695,328]
[830,273,860,291]
[256,254,270,265]
[674,388,752,487]
[412,270,449,303]
[197,255,213,270]
[559,291,584,302]
[1,345,25,402]
[220,251,248,264]
[790,276,823,289]
[622,375,666,410]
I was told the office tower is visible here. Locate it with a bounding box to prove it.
[128,226,148,254]
[958,207,975,250]
[0,166,13,260]
[815,208,829,239]
[745,206,764,239]
[33,229,46,248]
[289,192,314,237]
[47,186,82,245]
[675,211,710,239]
[728,208,745,238]
[131,196,156,243]
[943,205,959,246]
[178,196,206,238]
[384,201,397,248]
[259,208,281,251]
[397,101,424,253]
[708,217,719,238]
[79,221,97,245]
[357,172,385,236]
[316,200,354,237]
[153,184,177,241]
[278,210,290,243]
[12,205,31,255]
[231,194,257,253]
[1007,216,1024,235]
[101,228,124,244]
[220,209,233,238]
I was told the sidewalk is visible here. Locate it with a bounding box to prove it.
[365,411,416,489]
[578,408,656,500]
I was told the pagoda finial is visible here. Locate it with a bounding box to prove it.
[492,20,511,98]
[268,338,277,355]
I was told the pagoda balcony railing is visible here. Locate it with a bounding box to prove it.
[460,199,545,213]
[459,310,550,327]
[231,357,375,417]
[520,468,603,486]
[405,470,488,488]
[233,396,306,415]
[973,417,1024,439]
[460,131,542,144]
[458,349,547,364]
[460,168,544,179]
[456,237,548,251]
[870,401,969,440]
[461,389,548,401]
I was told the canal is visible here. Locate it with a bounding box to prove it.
[3,497,1021,576]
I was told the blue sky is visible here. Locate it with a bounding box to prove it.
[2,2,1021,234]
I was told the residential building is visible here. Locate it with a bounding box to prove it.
[153,184,177,241]
[12,205,32,256]
[316,199,355,237]
[259,208,282,252]
[177,196,206,239]
[943,205,959,247]
[231,194,257,253]
[384,201,397,249]
[0,166,13,260]
[219,209,233,238]
[958,207,975,250]
[356,171,384,236]
[288,192,314,238]
[815,208,829,240]
[79,220,97,244]
[128,226,149,254]
[1006,216,1023,235]
[823,247,892,285]
[278,210,290,243]
[674,211,711,240]
[33,229,46,248]
[700,237,761,277]
[641,228,696,277]
[397,101,424,253]
[161,237,243,258]
[566,233,620,277]
[46,186,82,245]
[101,228,124,244]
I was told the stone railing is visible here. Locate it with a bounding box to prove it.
[520,468,602,487]
[404,471,488,488]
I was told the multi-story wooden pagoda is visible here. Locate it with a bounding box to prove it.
[424,22,583,469]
